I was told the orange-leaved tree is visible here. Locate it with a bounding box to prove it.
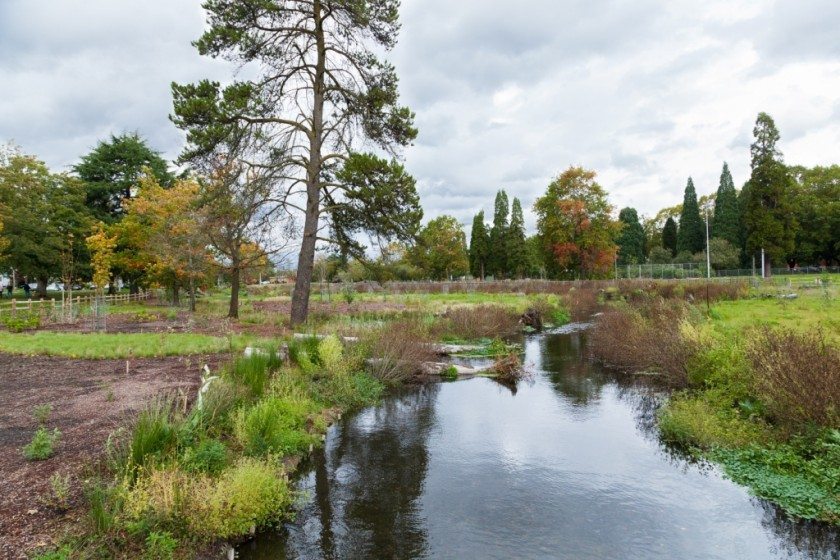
[534,167,619,279]
[123,173,211,310]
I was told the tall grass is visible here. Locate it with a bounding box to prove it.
[226,350,284,398]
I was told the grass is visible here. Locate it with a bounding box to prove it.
[0,331,269,358]
[709,288,839,339]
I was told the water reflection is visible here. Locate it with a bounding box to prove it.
[241,332,839,560]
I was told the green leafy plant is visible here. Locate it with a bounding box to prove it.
[3,311,41,332]
[182,439,228,476]
[145,531,178,560]
[43,472,71,511]
[234,396,319,457]
[23,427,61,460]
[317,335,344,374]
[440,365,458,381]
[32,545,73,560]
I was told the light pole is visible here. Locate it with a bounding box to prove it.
[704,209,711,279]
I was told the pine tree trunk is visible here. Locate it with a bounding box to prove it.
[290,0,326,327]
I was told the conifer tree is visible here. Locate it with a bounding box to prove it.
[662,217,678,257]
[676,177,704,255]
[488,190,509,277]
[743,112,798,275]
[468,211,490,279]
[616,207,646,265]
[712,162,741,245]
[506,198,528,278]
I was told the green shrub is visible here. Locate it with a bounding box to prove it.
[317,335,344,374]
[32,545,73,560]
[188,458,292,539]
[145,531,178,560]
[23,427,61,460]
[440,365,458,381]
[182,439,228,476]
[34,403,53,425]
[43,472,71,511]
[3,311,41,332]
[658,397,767,450]
[234,397,319,457]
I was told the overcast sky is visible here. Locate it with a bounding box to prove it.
[2,0,839,233]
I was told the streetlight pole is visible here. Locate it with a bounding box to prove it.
[704,209,711,279]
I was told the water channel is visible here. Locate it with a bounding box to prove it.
[240,328,839,559]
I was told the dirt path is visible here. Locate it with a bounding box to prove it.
[0,353,229,559]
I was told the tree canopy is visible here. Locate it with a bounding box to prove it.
[534,167,619,279]
[712,162,741,246]
[172,0,418,325]
[410,216,469,280]
[616,207,646,265]
[468,211,490,279]
[662,217,678,257]
[488,190,509,277]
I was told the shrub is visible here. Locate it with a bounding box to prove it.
[438,305,520,340]
[3,311,41,332]
[187,458,292,538]
[182,439,228,476]
[490,353,526,384]
[125,459,292,540]
[23,427,61,460]
[364,320,436,384]
[234,396,319,457]
[440,365,458,381]
[747,328,839,427]
[591,300,699,387]
[145,531,177,560]
[658,397,768,449]
[288,336,322,373]
[43,472,72,511]
[34,403,53,425]
[315,372,384,410]
[563,287,600,321]
[317,335,344,374]
[32,545,73,560]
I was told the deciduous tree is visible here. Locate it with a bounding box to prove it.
[410,216,468,280]
[534,167,619,279]
[789,165,839,266]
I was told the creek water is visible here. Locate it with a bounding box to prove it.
[239,328,839,560]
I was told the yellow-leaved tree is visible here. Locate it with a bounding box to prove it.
[123,173,211,310]
[86,223,117,295]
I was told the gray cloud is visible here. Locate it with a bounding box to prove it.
[1,0,839,237]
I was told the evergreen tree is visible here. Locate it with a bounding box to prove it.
[662,217,678,257]
[488,190,509,277]
[468,211,490,279]
[676,177,704,255]
[616,207,646,265]
[74,133,173,223]
[712,162,741,245]
[506,198,528,278]
[743,112,798,275]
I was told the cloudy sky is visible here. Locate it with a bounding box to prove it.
[2,0,839,232]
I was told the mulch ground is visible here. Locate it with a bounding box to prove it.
[0,353,229,559]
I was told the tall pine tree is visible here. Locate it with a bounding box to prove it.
[676,177,704,255]
[488,190,509,277]
[662,217,678,257]
[712,162,740,245]
[469,211,490,279]
[743,112,798,275]
[616,207,646,265]
[506,198,528,278]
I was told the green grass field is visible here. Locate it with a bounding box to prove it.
[0,332,272,359]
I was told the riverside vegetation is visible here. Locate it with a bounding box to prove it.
[14,278,838,558]
[591,280,839,524]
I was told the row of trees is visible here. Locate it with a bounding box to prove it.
[637,113,837,274]
[0,136,279,317]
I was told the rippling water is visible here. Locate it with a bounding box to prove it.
[239,330,839,560]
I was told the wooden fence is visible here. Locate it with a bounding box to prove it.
[0,291,151,322]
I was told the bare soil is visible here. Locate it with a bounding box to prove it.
[0,353,229,559]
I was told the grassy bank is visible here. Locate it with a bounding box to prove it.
[0,332,267,359]
[591,285,840,524]
[33,336,385,559]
